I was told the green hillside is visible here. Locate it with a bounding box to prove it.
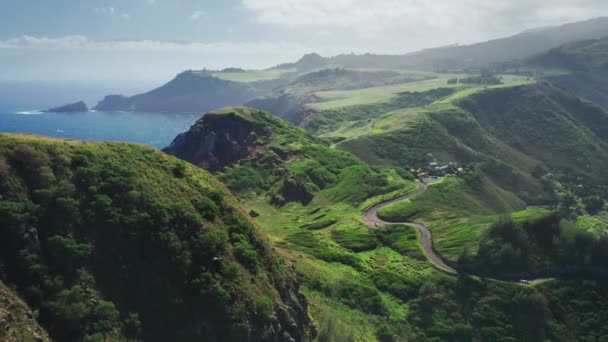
[94,71,282,113]
[377,174,526,261]
[529,37,608,71]
[163,105,608,341]
[526,36,608,109]
[0,134,313,342]
[340,83,608,202]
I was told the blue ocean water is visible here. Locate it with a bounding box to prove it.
[0,110,199,149]
[0,81,199,149]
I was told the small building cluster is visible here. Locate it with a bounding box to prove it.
[428,162,461,177]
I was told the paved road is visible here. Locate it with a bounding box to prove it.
[362,178,457,274]
[362,180,565,284]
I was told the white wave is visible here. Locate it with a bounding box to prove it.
[16,110,44,115]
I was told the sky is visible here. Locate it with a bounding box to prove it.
[1,0,608,81]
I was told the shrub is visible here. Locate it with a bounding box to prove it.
[256,296,274,323]
[172,161,187,177]
[46,235,92,276]
[332,226,379,252]
[197,197,220,220]
[233,240,260,271]
[372,269,419,302]
[10,144,55,189]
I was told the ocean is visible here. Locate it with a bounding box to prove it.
[0,80,199,149]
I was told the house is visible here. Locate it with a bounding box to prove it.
[428,161,459,177]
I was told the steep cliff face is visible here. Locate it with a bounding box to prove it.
[164,108,274,171]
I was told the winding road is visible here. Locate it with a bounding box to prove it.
[362,181,560,285]
[362,178,458,274]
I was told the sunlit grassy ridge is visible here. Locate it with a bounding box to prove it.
[307,74,532,111]
[211,69,288,82]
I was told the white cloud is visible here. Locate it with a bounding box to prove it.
[94,7,129,20]
[190,10,208,21]
[94,7,115,15]
[0,35,359,80]
[0,35,351,55]
[241,0,608,48]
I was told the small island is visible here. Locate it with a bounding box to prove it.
[44,101,88,113]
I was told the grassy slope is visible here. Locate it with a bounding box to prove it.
[0,281,51,342]
[196,107,608,341]
[332,81,608,267]
[378,175,527,261]
[340,82,608,201]
[0,133,311,341]
[211,69,287,82]
[523,36,608,109]
[456,83,608,182]
[206,108,422,339]
[304,73,530,134]
[283,68,434,94]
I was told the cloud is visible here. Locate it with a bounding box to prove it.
[94,7,130,20]
[0,35,354,55]
[2,35,90,50]
[94,7,115,15]
[190,10,208,21]
[0,35,362,80]
[240,0,608,48]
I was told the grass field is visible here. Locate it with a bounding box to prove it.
[308,74,533,111]
[211,69,287,82]
[576,214,608,236]
[308,74,467,110]
[313,74,535,143]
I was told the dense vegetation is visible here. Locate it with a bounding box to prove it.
[463,212,608,276]
[159,100,608,341]
[527,36,608,109]
[0,134,312,341]
[341,83,608,206]
[199,108,415,207]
